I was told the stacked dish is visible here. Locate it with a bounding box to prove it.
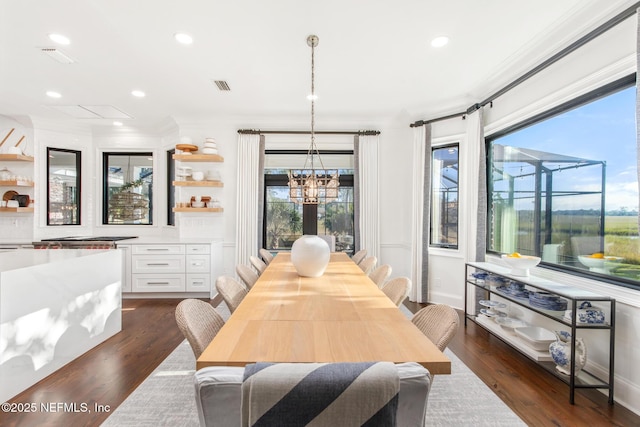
[202,138,218,155]
[528,291,567,314]
[479,300,507,318]
[495,281,531,300]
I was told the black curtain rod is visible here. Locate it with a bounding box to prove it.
[237,129,380,136]
[410,1,640,128]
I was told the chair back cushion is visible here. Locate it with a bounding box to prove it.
[242,362,398,426]
[194,362,430,427]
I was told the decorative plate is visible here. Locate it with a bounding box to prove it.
[480,308,507,318]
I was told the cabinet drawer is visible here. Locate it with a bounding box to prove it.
[132,274,185,292]
[186,254,210,273]
[187,244,210,254]
[186,273,211,292]
[132,255,185,273]
[132,244,185,255]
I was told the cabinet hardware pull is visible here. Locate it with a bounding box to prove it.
[146,248,170,251]
[147,281,170,285]
[147,263,170,266]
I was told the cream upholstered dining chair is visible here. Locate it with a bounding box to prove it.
[411,304,460,352]
[368,264,392,287]
[259,248,274,265]
[358,256,377,274]
[194,361,431,427]
[215,276,248,314]
[249,255,267,275]
[236,264,259,289]
[381,277,410,307]
[351,249,367,265]
[175,299,226,358]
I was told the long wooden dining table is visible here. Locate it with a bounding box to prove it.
[197,252,451,375]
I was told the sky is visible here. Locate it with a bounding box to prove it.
[494,85,638,212]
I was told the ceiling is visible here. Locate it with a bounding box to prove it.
[0,0,636,131]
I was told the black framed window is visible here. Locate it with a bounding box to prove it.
[47,147,81,225]
[430,144,459,248]
[486,75,639,289]
[263,150,355,254]
[102,152,153,225]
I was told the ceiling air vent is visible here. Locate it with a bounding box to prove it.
[39,47,76,64]
[213,80,231,91]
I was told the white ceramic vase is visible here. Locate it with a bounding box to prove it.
[291,235,330,277]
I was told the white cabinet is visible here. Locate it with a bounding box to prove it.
[122,240,221,297]
[185,244,211,292]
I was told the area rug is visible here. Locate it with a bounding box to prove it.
[102,304,526,426]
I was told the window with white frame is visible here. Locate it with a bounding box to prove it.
[486,76,639,289]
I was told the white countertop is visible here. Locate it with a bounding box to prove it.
[0,249,111,273]
[116,236,222,245]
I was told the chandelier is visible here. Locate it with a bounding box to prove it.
[288,35,339,205]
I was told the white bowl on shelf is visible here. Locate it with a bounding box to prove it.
[514,326,556,351]
[501,254,541,276]
[202,147,218,155]
[191,202,205,208]
[191,171,204,181]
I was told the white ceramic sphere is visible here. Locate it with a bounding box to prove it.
[191,171,204,181]
[291,235,330,277]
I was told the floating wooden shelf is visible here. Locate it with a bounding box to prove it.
[172,180,223,187]
[0,207,34,213]
[0,154,34,162]
[0,180,34,187]
[172,207,224,213]
[172,154,224,162]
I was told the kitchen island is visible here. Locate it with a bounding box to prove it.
[0,249,122,402]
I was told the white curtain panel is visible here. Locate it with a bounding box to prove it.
[357,134,380,260]
[235,133,262,267]
[409,125,429,302]
[464,108,486,263]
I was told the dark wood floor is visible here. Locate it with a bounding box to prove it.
[4,298,639,426]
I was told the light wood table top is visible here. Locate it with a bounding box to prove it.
[198,252,451,375]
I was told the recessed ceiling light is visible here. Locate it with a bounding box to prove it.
[46,91,62,98]
[113,121,123,126]
[131,90,146,98]
[174,33,193,45]
[48,33,70,45]
[431,36,449,48]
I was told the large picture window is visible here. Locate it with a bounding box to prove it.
[431,145,458,248]
[103,152,153,225]
[263,150,355,254]
[487,77,639,288]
